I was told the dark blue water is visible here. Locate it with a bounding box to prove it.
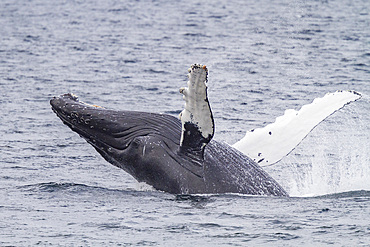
[1,0,369,245]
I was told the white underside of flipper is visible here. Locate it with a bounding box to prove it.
[179,64,214,149]
[232,90,362,166]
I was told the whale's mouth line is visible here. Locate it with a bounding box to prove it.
[50,93,145,153]
[50,100,132,154]
[51,104,140,177]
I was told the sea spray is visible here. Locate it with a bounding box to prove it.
[266,95,370,196]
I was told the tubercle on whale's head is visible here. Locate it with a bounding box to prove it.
[51,93,104,108]
[70,93,104,108]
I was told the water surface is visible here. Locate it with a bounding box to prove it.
[1,0,369,245]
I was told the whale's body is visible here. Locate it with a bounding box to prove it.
[50,64,361,196]
[50,94,288,196]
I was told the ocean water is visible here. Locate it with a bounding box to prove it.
[1,0,369,246]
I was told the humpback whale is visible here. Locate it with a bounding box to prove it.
[50,64,361,196]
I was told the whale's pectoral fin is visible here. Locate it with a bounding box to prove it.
[178,64,214,161]
[233,90,362,166]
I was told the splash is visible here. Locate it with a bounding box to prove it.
[233,91,361,166]
[266,95,370,196]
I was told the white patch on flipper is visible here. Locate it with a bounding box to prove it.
[232,90,362,166]
[179,64,214,146]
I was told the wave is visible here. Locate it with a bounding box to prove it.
[16,182,370,201]
[18,182,154,196]
[313,190,370,199]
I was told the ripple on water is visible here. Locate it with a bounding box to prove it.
[0,0,369,246]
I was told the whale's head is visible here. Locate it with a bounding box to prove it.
[50,94,203,193]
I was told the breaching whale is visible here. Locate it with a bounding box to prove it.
[50,64,361,196]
